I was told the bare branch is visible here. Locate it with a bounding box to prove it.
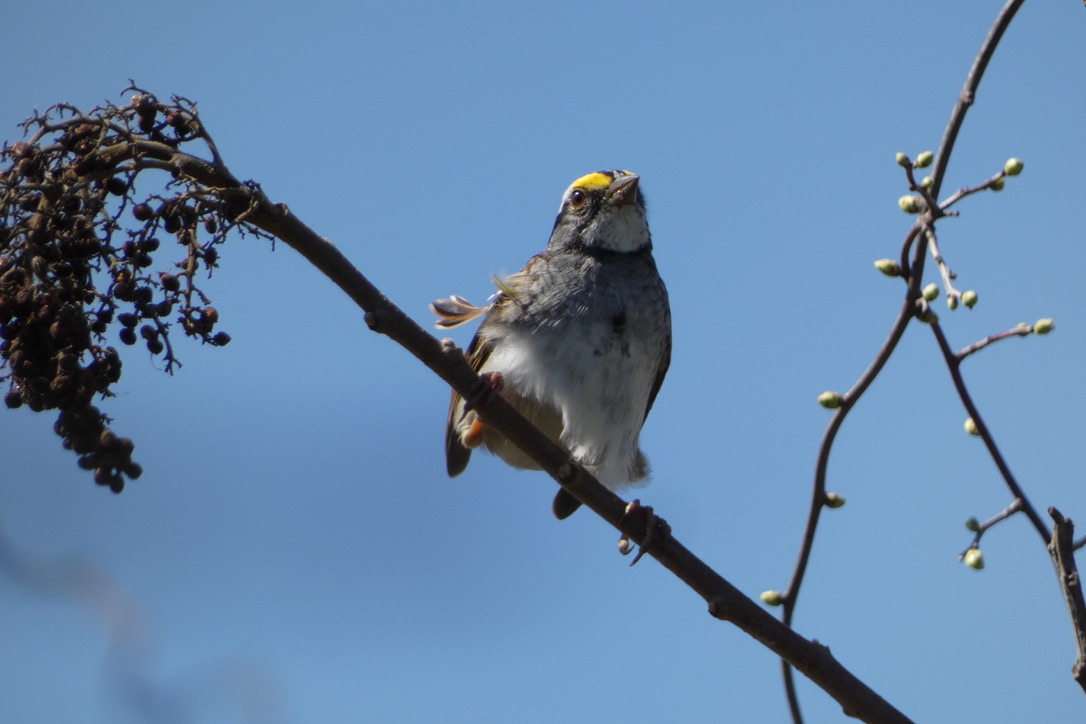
[779,1,1031,719]
[1048,508,1086,694]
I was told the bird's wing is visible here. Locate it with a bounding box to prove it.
[644,317,672,422]
[442,285,520,477]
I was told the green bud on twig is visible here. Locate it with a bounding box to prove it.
[1034,318,1055,335]
[915,151,934,168]
[1004,158,1024,176]
[965,517,980,532]
[825,492,846,509]
[990,177,1005,192]
[818,391,843,409]
[961,290,978,308]
[895,152,910,167]
[964,417,979,436]
[874,259,901,277]
[947,295,959,310]
[922,283,939,301]
[898,195,922,213]
[964,548,985,570]
[760,590,784,607]
[921,175,934,189]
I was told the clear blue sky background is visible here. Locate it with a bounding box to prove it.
[3,2,1085,722]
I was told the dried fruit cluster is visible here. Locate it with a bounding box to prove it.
[0,88,255,491]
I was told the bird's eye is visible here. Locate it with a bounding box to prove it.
[569,189,587,207]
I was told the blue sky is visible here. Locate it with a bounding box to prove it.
[3,2,1085,722]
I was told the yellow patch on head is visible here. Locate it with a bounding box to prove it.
[571,171,616,191]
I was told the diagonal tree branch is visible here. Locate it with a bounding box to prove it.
[2,94,916,722]
[0,104,917,717]
[219,174,916,724]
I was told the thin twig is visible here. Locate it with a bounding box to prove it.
[955,323,1033,360]
[928,320,1049,541]
[781,233,928,721]
[781,298,916,615]
[938,170,1009,211]
[923,226,962,303]
[959,498,1024,557]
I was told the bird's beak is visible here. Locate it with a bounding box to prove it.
[607,174,640,206]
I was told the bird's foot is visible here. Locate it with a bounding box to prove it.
[463,371,504,412]
[461,371,505,448]
[618,499,671,567]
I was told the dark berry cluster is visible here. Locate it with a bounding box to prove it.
[0,89,251,491]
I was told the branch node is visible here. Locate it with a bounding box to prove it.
[707,597,729,620]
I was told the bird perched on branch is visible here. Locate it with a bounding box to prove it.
[432,170,671,519]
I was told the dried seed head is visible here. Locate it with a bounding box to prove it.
[159,273,180,292]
